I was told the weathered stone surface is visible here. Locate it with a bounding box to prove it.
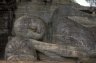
[68,16,96,41]
[5,4,96,62]
[5,37,80,61]
[0,60,76,63]
[5,37,37,61]
[13,15,46,40]
[68,16,96,27]
[47,5,96,58]
[5,15,47,61]
[29,39,84,58]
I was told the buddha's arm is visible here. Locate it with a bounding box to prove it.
[29,39,79,57]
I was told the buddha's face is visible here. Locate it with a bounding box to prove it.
[14,16,46,40]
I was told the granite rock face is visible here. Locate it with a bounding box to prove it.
[5,37,37,61]
[5,15,46,60]
[5,5,96,62]
[47,5,96,57]
[13,15,46,40]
